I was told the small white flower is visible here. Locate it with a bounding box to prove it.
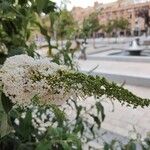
[52,122,58,128]
[81,137,87,143]
[38,131,42,135]
[33,108,38,114]
[100,86,106,90]
[21,112,26,119]
[28,105,34,109]
[12,130,15,133]
[32,134,36,137]
[32,112,37,118]
[14,118,20,126]
[38,127,46,132]
[35,118,43,124]
[37,112,41,116]
[41,113,47,121]
[77,83,82,89]
[44,121,52,127]
[46,109,51,115]
[129,131,137,140]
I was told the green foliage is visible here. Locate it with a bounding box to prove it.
[82,11,100,48]
[1,92,13,114]
[104,18,129,36]
[51,40,77,69]
[82,12,100,37]
[0,0,56,63]
[104,20,114,34]
[0,89,12,139]
[113,17,129,30]
[55,9,76,40]
[35,0,56,14]
[104,133,150,150]
[0,103,83,150]
[37,127,82,150]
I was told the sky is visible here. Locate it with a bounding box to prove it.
[54,0,117,10]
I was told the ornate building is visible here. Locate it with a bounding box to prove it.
[71,0,150,36]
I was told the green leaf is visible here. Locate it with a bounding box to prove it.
[17,142,36,150]
[72,100,82,119]
[73,117,84,135]
[60,141,70,150]
[9,108,20,119]
[36,0,47,14]
[12,110,34,142]
[0,91,12,138]
[96,102,105,121]
[42,1,56,14]
[90,114,101,128]
[67,134,82,150]
[0,88,5,117]
[47,127,63,139]
[90,125,95,138]
[18,0,28,6]
[0,54,7,65]
[125,141,137,150]
[51,105,66,127]
[1,92,13,114]
[36,0,56,14]
[0,113,12,138]
[104,143,110,150]
[36,140,51,150]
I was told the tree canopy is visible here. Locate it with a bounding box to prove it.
[104,17,129,36]
[113,17,129,30]
[55,9,76,40]
[82,12,100,37]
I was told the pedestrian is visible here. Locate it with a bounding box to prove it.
[79,41,87,60]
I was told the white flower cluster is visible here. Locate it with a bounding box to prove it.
[14,105,57,136]
[0,55,72,106]
[31,107,55,135]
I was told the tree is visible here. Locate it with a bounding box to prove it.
[55,9,76,46]
[104,18,129,37]
[113,17,129,36]
[103,20,114,37]
[82,12,100,48]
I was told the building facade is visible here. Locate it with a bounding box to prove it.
[71,0,150,36]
